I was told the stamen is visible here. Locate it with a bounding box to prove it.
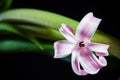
[79,41,85,47]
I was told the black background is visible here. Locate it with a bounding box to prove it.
[0,0,120,80]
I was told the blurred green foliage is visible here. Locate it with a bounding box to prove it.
[0,0,13,12]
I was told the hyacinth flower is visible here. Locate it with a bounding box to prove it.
[54,12,109,75]
[0,8,120,77]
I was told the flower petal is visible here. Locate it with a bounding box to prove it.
[72,48,87,75]
[59,23,76,43]
[78,48,107,74]
[87,42,109,56]
[99,56,107,66]
[54,40,74,58]
[75,12,101,42]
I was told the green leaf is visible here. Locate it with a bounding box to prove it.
[26,35,43,50]
[0,23,23,35]
[0,39,39,52]
[0,39,54,52]
[0,8,78,30]
[14,24,64,40]
[0,23,43,49]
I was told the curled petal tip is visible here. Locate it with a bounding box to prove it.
[99,56,107,66]
[87,12,93,16]
[61,23,74,33]
[59,24,75,43]
[53,55,59,58]
[61,23,66,26]
[105,44,109,49]
[84,12,93,19]
[87,12,102,22]
[53,55,57,58]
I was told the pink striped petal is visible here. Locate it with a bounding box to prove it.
[75,12,101,42]
[54,40,74,58]
[72,49,87,75]
[87,42,109,56]
[99,56,107,66]
[79,48,107,74]
[59,23,76,43]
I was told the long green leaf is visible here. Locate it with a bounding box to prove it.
[14,24,64,40]
[0,39,53,52]
[0,9,78,30]
[0,23,23,35]
[0,23,43,49]
[0,39,39,52]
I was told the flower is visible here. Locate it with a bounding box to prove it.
[54,12,109,76]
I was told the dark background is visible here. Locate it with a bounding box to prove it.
[0,0,120,80]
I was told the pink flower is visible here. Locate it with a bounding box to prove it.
[54,12,109,75]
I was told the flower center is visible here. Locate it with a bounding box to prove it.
[79,41,85,47]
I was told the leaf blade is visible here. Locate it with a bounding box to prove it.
[0,23,43,49]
